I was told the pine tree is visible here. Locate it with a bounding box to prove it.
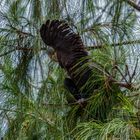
[0,0,140,139]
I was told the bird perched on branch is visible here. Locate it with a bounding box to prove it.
[40,20,104,103]
[40,20,95,102]
[40,20,122,121]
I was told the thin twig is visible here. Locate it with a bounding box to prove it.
[0,48,16,57]
[130,58,139,82]
[86,39,140,50]
[9,25,34,37]
[115,65,129,83]
[82,22,112,33]
[126,64,132,82]
[112,81,132,89]
[0,47,47,57]
[127,93,139,98]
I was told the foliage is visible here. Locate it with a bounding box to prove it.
[0,0,140,139]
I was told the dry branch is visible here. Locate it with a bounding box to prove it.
[125,0,140,11]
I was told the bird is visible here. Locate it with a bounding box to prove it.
[40,20,120,121]
[40,19,96,103]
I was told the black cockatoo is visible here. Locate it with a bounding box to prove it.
[40,20,100,103]
[40,20,122,121]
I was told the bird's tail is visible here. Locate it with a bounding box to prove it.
[40,20,84,49]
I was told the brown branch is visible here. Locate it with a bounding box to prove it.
[113,81,132,89]
[0,49,16,57]
[130,58,139,82]
[15,47,47,51]
[86,39,140,50]
[83,22,112,33]
[115,65,129,84]
[0,47,47,57]
[9,25,34,37]
[125,64,131,82]
[127,93,139,98]
[125,0,140,11]
[1,39,139,56]
[90,62,134,90]
[107,75,133,90]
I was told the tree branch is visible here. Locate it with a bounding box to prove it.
[1,38,139,57]
[0,46,47,57]
[9,25,35,37]
[86,39,140,50]
[125,0,140,11]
